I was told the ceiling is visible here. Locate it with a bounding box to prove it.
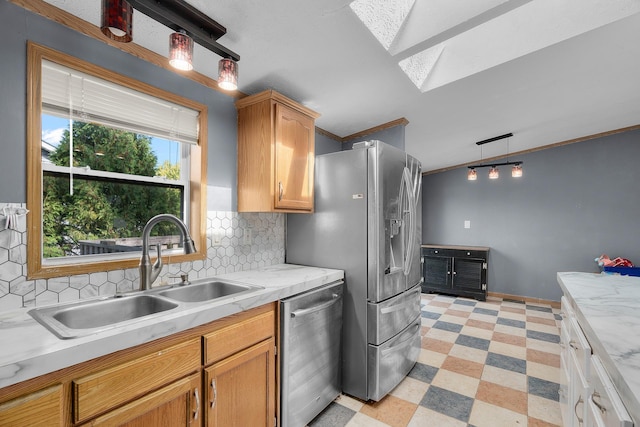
[42,0,640,172]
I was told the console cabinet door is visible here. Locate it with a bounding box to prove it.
[422,256,452,290]
[205,338,276,427]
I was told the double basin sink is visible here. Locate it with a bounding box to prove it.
[29,280,262,339]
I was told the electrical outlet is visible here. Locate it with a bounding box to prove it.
[212,229,224,246]
[243,228,252,245]
[464,220,471,229]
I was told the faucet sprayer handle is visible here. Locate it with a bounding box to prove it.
[153,243,163,271]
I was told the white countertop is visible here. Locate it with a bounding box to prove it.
[557,271,640,424]
[0,264,343,389]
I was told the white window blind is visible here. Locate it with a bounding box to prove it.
[41,60,199,145]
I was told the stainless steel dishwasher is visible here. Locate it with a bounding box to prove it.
[280,280,344,427]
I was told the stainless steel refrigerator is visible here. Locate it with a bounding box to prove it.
[286,140,423,401]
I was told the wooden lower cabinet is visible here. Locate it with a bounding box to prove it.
[0,303,277,427]
[0,385,64,426]
[205,338,276,427]
[80,374,201,426]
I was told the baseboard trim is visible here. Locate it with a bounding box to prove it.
[488,291,560,309]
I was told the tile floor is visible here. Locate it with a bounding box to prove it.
[309,293,562,427]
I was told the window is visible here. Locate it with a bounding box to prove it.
[27,42,207,279]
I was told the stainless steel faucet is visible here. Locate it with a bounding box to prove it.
[139,214,196,290]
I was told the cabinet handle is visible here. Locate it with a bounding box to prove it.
[591,391,607,415]
[278,181,284,201]
[210,378,218,409]
[193,387,200,421]
[574,396,584,426]
[569,340,579,350]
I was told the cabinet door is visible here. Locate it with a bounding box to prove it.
[452,257,485,292]
[83,373,201,426]
[0,385,64,427]
[422,256,452,290]
[205,338,276,427]
[274,103,314,211]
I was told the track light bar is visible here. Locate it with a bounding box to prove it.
[126,0,240,61]
[475,133,513,146]
[467,161,522,169]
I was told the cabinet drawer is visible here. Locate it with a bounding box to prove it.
[204,309,275,365]
[73,338,201,423]
[588,356,633,427]
[568,317,592,377]
[0,385,63,427]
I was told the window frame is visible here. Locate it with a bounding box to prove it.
[27,42,207,279]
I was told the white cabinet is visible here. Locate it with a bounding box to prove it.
[560,294,634,427]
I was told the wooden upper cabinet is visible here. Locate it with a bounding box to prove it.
[236,90,319,213]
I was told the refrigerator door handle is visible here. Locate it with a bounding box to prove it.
[402,167,417,276]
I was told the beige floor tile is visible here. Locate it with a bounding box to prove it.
[493,323,527,337]
[528,394,563,426]
[465,318,495,331]
[390,377,430,404]
[426,327,459,343]
[431,368,480,398]
[448,344,488,364]
[527,348,561,368]
[527,315,558,327]
[418,349,447,367]
[422,337,454,354]
[460,325,494,340]
[441,355,484,379]
[423,305,448,314]
[468,400,528,427]
[492,331,526,347]
[468,313,499,324]
[449,303,475,312]
[420,317,436,328]
[408,407,467,427]
[475,380,528,414]
[345,412,391,427]
[527,338,561,355]
[488,340,527,359]
[433,295,457,303]
[526,310,556,321]
[500,301,527,310]
[527,361,561,383]
[498,310,527,321]
[360,394,417,427]
[481,365,527,393]
[335,394,365,412]
[476,301,501,310]
[527,321,560,335]
[439,313,468,325]
[445,308,472,318]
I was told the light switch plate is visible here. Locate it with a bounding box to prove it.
[464,220,471,229]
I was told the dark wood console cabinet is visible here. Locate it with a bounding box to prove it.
[421,245,489,301]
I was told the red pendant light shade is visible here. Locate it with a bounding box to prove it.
[218,58,238,91]
[101,0,133,42]
[169,30,194,71]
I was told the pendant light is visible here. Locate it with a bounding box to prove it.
[169,30,194,71]
[467,168,477,181]
[488,166,499,179]
[512,163,523,178]
[101,0,133,42]
[218,58,238,91]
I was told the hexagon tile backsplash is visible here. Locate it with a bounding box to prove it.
[0,203,285,313]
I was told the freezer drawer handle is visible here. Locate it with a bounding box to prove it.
[291,294,340,318]
[381,323,420,357]
[380,289,419,314]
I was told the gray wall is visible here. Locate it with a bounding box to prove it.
[0,1,238,211]
[422,129,640,301]
[315,131,342,155]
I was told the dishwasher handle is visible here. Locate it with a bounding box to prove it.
[291,293,340,318]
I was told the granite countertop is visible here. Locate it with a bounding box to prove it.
[0,264,343,390]
[557,271,640,424]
